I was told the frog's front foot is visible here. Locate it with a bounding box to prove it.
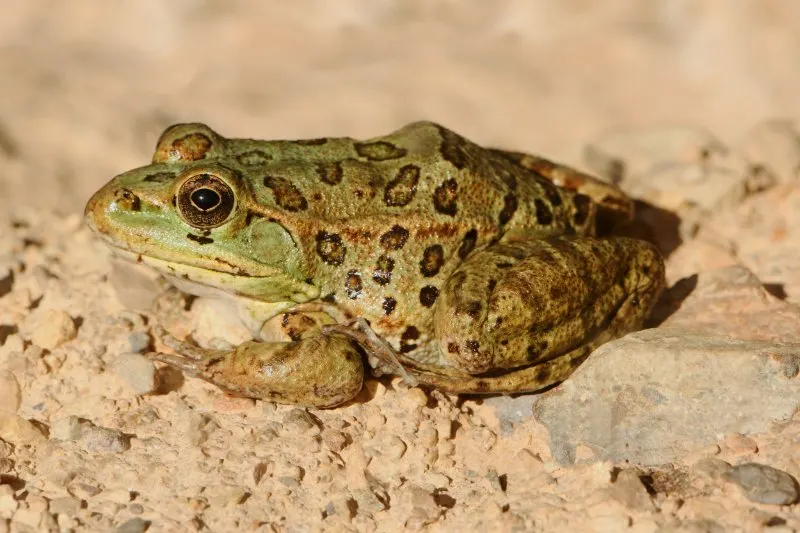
[147,325,365,408]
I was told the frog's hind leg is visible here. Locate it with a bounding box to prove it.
[148,326,365,408]
[432,235,664,393]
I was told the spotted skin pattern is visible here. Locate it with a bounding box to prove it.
[84,120,665,407]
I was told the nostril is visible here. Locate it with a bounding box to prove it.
[115,188,141,211]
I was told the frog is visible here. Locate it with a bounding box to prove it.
[84,121,665,408]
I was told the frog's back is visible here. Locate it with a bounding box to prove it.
[219,121,600,239]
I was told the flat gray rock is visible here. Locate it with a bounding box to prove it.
[534,328,800,465]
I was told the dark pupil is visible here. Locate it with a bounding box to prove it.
[190,188,221,211]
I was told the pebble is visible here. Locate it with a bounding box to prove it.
[21,309,77,350]
[115,517,149,533]
[51,415,131,453]
[49,496,81,516]
[11,508,43,529]
[739,119,800,184]
[111,353,157,395]
[0,371,21,414]
[126,331,151,353]
[282,408,320,433]
[0,414,47,446]
[725,463,799,505]
[321,429,348,452]
[610,469,654,511]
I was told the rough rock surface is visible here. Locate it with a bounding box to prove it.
[2,2,800,532]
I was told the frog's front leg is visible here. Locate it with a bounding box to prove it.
[150,326,364,408]
[434,235,664,391]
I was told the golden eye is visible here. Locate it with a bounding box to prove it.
[176,173,235,228]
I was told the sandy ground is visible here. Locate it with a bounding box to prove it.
[2,2,800,532]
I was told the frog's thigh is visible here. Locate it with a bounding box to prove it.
[153,333,364,408]
[434,235,664,376]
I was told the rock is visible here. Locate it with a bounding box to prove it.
[127,331,151,353]
[700,181,800,301]
[282,408,319,433]
[21,309,77,350]
[534,329,800,465]
[738,119,800,184]
[115,518,149,533]
[659,266,800,344]
[48,496,81,516]
[0,414,47,446]
[51,416,130,453]
[111,353,157,395]
[610,469,654,511]
[584,125,767,213]
[482,394,538,434]
[0,371,21,414]
[725,463,799,505]
[397,485,441,530]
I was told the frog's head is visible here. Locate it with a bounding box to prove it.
[84,123,319,304]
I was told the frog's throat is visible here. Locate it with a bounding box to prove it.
[102,246,320,304]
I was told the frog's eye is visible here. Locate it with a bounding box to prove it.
[176,173,235,228]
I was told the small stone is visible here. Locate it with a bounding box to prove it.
[282,408,319,433]
[0,486,17,514]
[0,459,13,474]
[112,353,157,395]
[693,457,733,481]
[49,496,81,516]
[726,462,799,505]
[403,387,428,407]
[51,416,85,441]
[0,372,21,414]
[103,488,132,504]
[51,416,130,452]
[21,309,77,350]
[11,508,43,529]
[610,469,654,511]
[382,436,407,459]
[0,414,47,446]
[399,485,441,530]
[115,517,149,533]
[723,434,759,455]
[127,331,151,354]
[321,429,348,452]
[204,485,247,507]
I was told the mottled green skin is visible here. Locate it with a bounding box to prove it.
[84,121,665,407]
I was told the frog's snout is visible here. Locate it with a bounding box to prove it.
[84,183,142,233]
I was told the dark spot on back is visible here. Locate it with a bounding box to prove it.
[372,255,394,285]
[384,164,420,207]
[379,225,409,250]
[315,231,346,265]
[496,262,513,269]
[236,150,273,166]
[344,271,363,299]
[534,198,553,225]
[382,297,397,315]
[420,244,445,277]
[499,192,518,226]
[458,229,478,259]
[186,233,213,245]
[435,125,470,169]
[419,285,439,307]
[433,179,458,216]
[573,194,592,226]
[447,342,460,355]
[534,174,563,206]
[487,279,497,292]
[263,176,308,212]
[315,161,344,185]
[354,141,407,161]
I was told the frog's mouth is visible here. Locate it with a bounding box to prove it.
[92,237,319,304]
